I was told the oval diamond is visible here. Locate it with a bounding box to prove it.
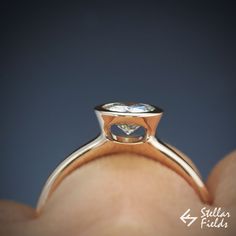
[103,102,155,113]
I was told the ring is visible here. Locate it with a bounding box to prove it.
[36,102,212,213]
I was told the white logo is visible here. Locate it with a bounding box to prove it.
[200,207,230,229]
[180,208,198,227]
[180,207,230,229]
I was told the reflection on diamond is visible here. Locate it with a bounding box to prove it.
[103,102,155,113]
[127,103,155,113]
[104,103,127,112]
[117,124,140,135]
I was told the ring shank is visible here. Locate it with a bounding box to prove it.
[36,135,212,213]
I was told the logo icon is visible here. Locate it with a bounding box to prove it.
[180,209,198,227]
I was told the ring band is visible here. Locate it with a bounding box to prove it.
[36,102,212,213]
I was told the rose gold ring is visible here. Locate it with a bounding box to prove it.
[36,102,212,213]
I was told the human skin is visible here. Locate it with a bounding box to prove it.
[0,149,235,236]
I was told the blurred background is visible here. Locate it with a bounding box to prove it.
[0,1,235,207]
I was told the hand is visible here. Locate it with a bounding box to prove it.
[0,148,235,236]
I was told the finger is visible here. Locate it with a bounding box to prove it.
[0,152,204,236]
[0,200,37,236]
[0,200,35,223]
[39,153,202,235]
[206,150,236,206]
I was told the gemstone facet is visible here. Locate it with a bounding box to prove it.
[116,124,140,135]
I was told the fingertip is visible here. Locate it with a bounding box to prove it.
[207,150,236,207]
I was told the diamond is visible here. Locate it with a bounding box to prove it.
[116,124,140,135]
[103,103,155,113]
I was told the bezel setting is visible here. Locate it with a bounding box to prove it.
[95,102,163,143]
